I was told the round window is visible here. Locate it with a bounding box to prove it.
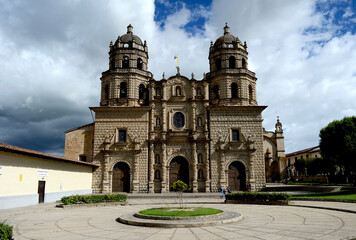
[173,112,185,128]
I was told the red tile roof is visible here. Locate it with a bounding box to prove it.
[286,146,320,157]
[0,143,99,168]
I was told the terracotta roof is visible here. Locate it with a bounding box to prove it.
[286,146,320,157]
[0,143,99,168]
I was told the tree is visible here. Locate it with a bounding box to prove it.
[172,180,188,209]
[294,158,307,175]
[306,157,333,183]
[319,116,356,183]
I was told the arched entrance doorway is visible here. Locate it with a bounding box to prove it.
[228,161,246,191]
[112,162,130,193]
[169,156,189,189]
[270,161,280,182]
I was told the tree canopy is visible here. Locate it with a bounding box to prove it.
[319,116,356,178]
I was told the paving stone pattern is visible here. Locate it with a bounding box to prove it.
[1,198,356,240]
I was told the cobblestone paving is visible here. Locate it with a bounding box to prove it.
[1,199,356,240]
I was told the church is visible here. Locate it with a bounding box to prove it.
[64,24,286,193]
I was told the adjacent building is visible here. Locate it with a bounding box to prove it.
[0,143,98,209]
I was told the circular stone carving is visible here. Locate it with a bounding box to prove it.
[173,112,185,128]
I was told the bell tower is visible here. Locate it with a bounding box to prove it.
[100,24,152,107]
[207,23,257,106]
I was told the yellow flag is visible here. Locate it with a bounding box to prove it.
[174,54,178,64]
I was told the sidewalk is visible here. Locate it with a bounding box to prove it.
[1,197,356,240]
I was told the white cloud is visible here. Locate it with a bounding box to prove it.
[0,0,355,155]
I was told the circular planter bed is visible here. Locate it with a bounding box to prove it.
[117,207,243,228]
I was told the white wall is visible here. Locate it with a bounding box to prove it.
[0,151,93,209]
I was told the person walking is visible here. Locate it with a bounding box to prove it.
[219,187,223,198]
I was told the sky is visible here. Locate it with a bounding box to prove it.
[0,0,355,156]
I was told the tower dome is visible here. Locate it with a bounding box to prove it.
[115,24,143,45]
[212,23,242,50]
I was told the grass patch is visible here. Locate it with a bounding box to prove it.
[291,190,356,200]
[138,207,223,217]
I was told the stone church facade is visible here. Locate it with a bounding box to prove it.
[64,24,285,193]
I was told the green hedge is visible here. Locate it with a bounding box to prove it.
[225,192,290,202]
[0,221,13,240]
[61,193,127,205]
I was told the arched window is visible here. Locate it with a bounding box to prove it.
[156,117,161,127]
[213,85,219,99]
[123,43,129,48]
[176,86,182,96]
[120,82,127,98]
[154,170,161,180]
[104,84,109,100]
[231,83,238,99]
[242,58,246,68]
[155,154,160,164]
[139,84,145,100]
[137,58,143,70]
[110,58,115,69]
[215,58,221,70]
[198,153,203,164]
[197,117,203,127]
[155,87,161,96]
[249,85,253,103]
[198,169,204,180]
[122,56,129,69]
[229,56,236,69]
[196,87,201,96]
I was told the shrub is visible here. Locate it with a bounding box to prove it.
[225,192,290,202]
[61,193,127,205]
[172,180,188,192]
[0,221,13,240]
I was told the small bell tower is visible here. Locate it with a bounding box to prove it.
[207,23,256,106]
[100,24,153,107]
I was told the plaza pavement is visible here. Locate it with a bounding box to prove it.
[1,196,356,240]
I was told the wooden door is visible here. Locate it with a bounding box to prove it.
[228,165,240,191]
[38,181,45,203]
[112,163,130,192]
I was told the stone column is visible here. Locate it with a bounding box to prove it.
[220,152,226,188]
[192,143,198,192]
[162,103,167,132]
[161,142,167,192]
[248,152,256,191]
[204,143,210,192]
[132,154,139,193]
[102,153,110,193]
[192,103,196,131]
[203,82,209,100]
[149,142,154,193]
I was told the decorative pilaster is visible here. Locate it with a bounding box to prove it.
[192,103,196,131]
[204,143,211,192]
[161,142,167,192]
[149,143,154,193]
[102,153,110,193]
[162,103,167,132]
[220,152,226,188]
[192,143,198,192]
[132,154,139,193]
